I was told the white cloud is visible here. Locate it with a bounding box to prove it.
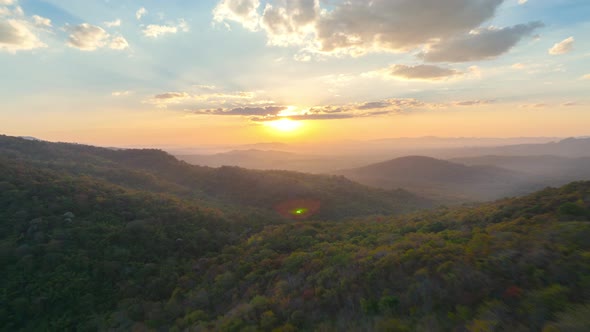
[549,36,574,55]
[112,90,132,96]
[260,0,319,46]
[142,19,189,38]
[104,19,121,28]
[136,7,147,20]
[32,15,51,27]
[0,19,47,53]
[213,0,261,31]
[518,0,528,4]
[0,0,49,53]
[66,23,129,51]
[109,36,129,50]
[581,74,590,80]
[66,23,109,51]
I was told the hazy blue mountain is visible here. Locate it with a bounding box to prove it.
[335,156,535,202]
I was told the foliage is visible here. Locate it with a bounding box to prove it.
[1,135,590,330]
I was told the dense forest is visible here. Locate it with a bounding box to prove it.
[1,135,590,331]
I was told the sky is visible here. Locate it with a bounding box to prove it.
[1,0,589,147]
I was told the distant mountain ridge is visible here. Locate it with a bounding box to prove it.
[0,135,433,220]
[175,137,590,173]
[335,156,537,202]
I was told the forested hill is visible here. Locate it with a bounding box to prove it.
[0,135,433,220]
[2,138,590,330]
[159,181,590,331]
[0,157,274,330]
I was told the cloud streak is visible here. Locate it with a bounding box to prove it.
[387,64,462,81]
[142,20,189,38]
[182,97,438,122]
[422,22,544,62]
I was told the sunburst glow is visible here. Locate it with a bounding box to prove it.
[265,118,303,133]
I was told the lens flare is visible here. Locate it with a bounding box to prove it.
[275,199,321,220]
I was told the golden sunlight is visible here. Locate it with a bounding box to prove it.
[265,118,303,133]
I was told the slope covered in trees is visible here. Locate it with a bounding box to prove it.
[159,182,590,331]
[0,158,275,330]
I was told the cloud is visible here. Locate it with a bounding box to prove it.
[581,74,590,80]
[32,15,51,27]
[316,0,507,55]
[150,87,440,122]
[0,19,47,53]
[196,98,435,122]
[511,63,526,69]
[154,92,190,100]
[518,0,527,4]
[213,0,536,60]
[421,22,544,62]
[66,23,109,50]
[194,84,217,91]
[112,90,132,97]
[66,23,129,51]
[213,0,261,31]
[147,89,268,109]
[549,36,574,55]
[136,7,147,20]
[453,100,495,106]
[252,113,358,122]
[387,64,462,81]
[109,36,129,50]
[104,19,121,28]
[142,20,189,38]
[0,2,48,53]
[250,98,433,122]
[520,103,547,109]
[357,101,391,110]
[260,0,319,46]
[195,106,287,116]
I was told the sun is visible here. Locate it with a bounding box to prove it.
[265,118,303,133]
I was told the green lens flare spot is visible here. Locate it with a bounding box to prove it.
[291,208,308,216]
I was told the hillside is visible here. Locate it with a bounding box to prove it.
[2,155,589,330]
[0,158,272,330]
[335,156,531,202]
[172,181,590,331]
[0,135,433,220]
